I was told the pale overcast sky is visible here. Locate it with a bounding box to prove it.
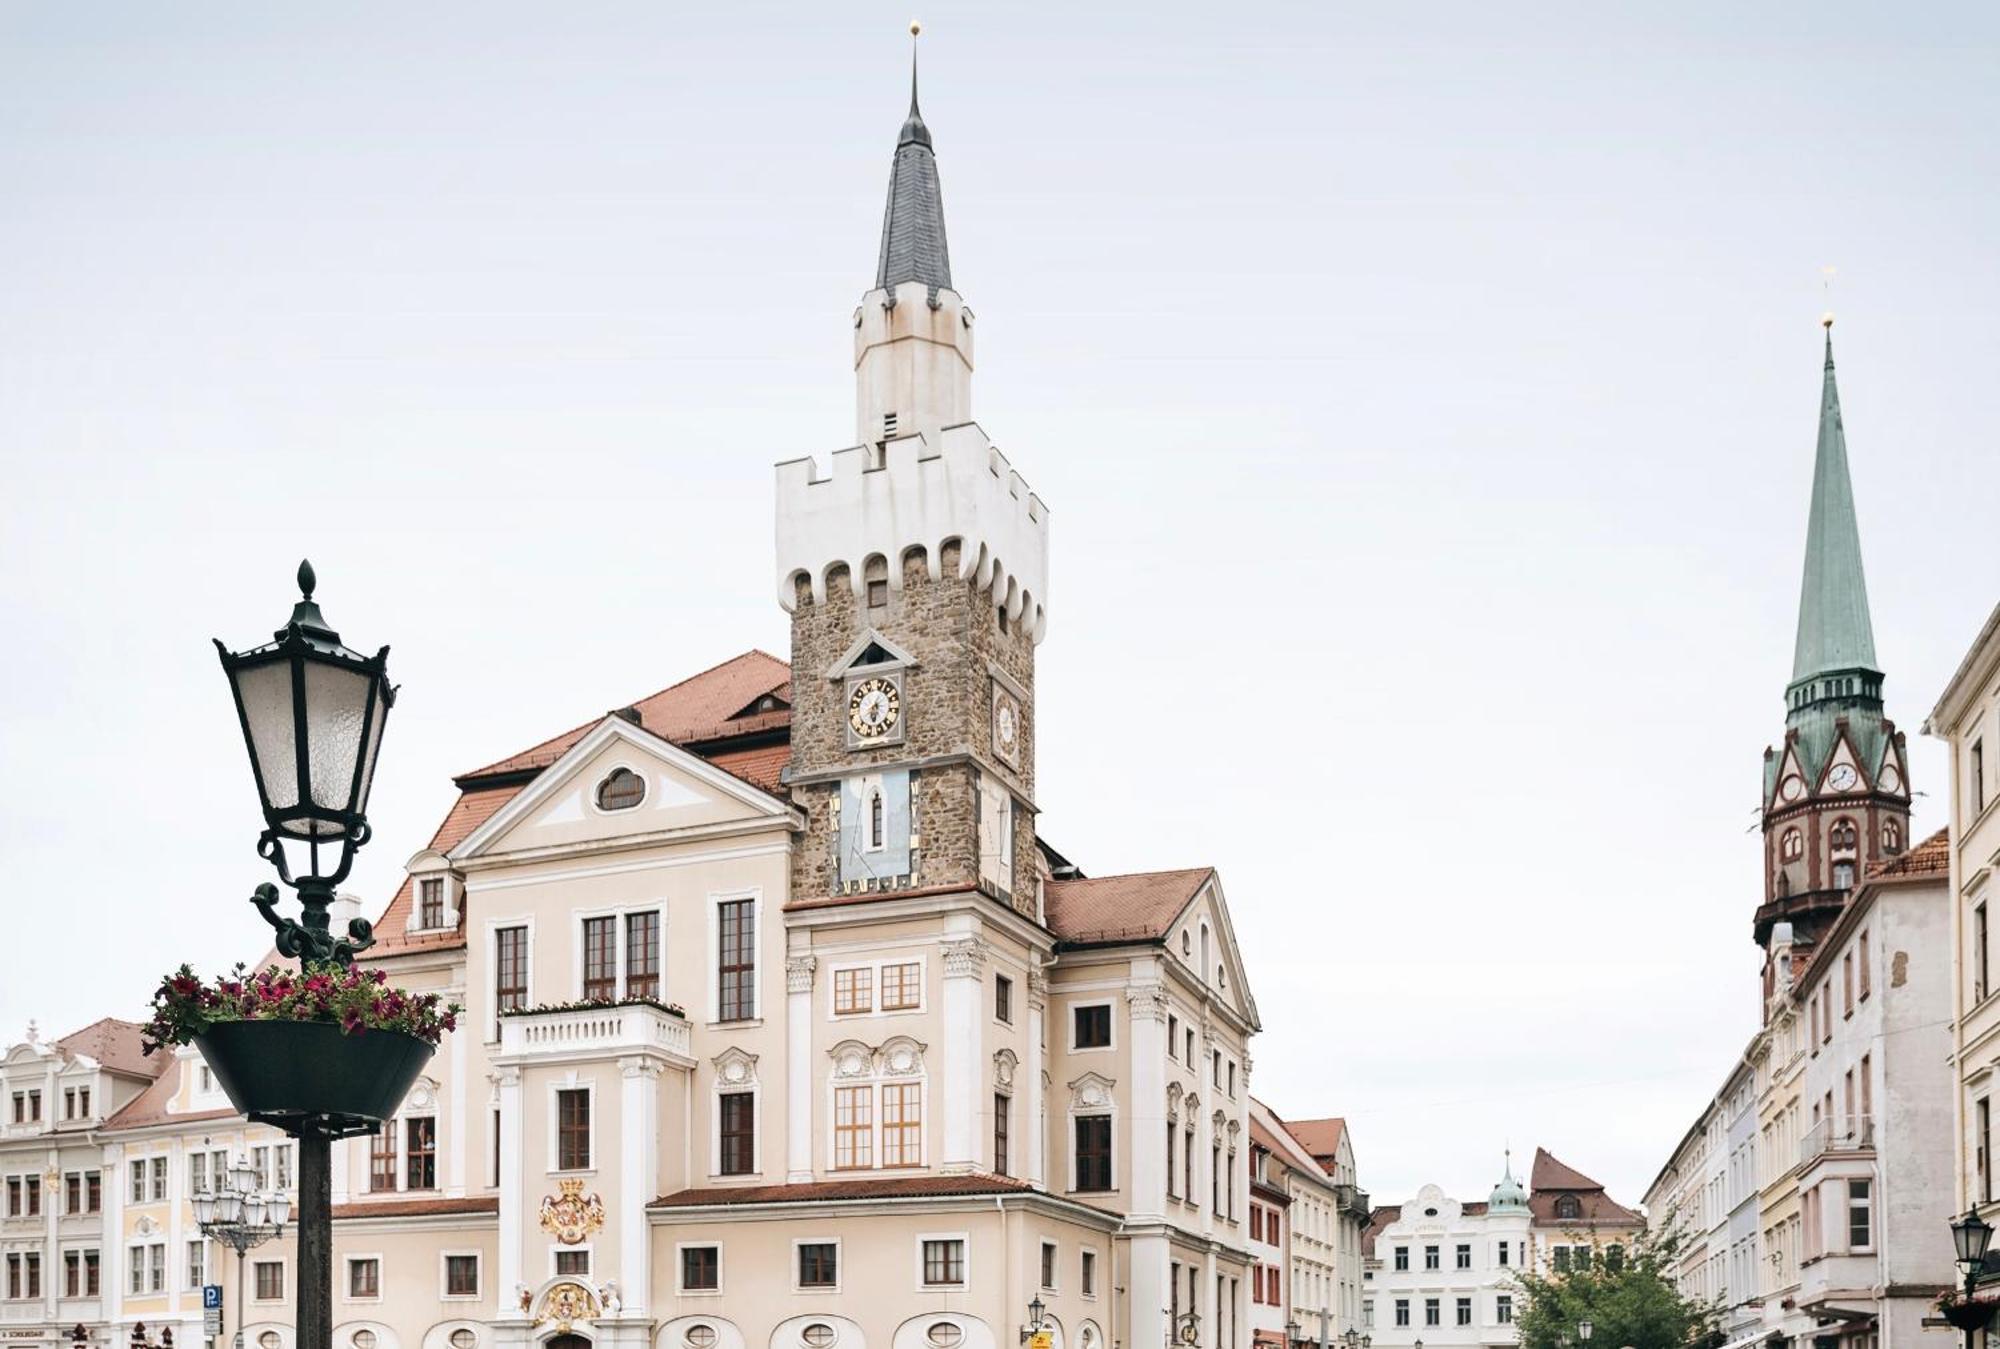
[4,2,1997,1206]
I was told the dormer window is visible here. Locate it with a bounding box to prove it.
[597,767,646,812]
[1555,1194,1582,1221]
[418,878,445,929]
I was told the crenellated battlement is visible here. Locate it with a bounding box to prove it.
[774,421,1050,641]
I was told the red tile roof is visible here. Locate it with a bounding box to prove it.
[56,1018,162,1080]
[651,1175,1038,1207]
[1869,827,1950,880]
[1044,867,1214,944]
[334,1197,498,1220]
[103,1057,237,1132]
[1528,1148,1641,1228]
[1285,1117,1347,1164]
[1529,1147,1602,1192]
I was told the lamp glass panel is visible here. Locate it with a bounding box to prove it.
[233,661,300,813]
[215,1193,242,1224]
[303,660,371,829]
[351,682,388,821]
[268,1193,290,1225]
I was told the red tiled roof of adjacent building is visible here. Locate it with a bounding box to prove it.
[651,1174,1038,1207]
[334,1197,499,1220]
[1528,1148,1641,1227]
[1044,867,1215,945]
[1869,827,1950,880]
[1285,1117,1347,1164]
[102,1056,235,1133]
[56,1018,162,1080]
[1529,1147,1601,1192]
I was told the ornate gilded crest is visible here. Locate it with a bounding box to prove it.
[533,1280,601,1333]
[537,1178,606,1246]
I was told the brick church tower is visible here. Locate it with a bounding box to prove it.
[1756,321,1911,992]
[775,58,1049,919]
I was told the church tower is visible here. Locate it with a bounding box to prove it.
[1756,321,1911,961]
[775,49,1049,918]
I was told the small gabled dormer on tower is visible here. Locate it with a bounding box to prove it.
[1755,320,1911,957]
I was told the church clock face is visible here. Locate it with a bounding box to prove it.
[1780,775,1805,803]
[847,676,902,741]
[992,687,1021,766]
[1827,764,1858,793]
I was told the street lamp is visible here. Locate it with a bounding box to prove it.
[193,1155,290,1349]
[1948,1209,1995,1349]
[1578,1325,1593,1346]
[215,559,394,970]
[1029,1298,1047,1334]
[1285,1323,1301,1348]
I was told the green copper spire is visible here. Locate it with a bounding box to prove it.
[1790,322,1878,684]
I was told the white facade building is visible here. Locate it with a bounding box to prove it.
[1364,1171,1530,1349]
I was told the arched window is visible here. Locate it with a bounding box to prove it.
[1781,829,1804,862]
[869,791,885,850]
[1555,1194,1582,1221]
[1883,819,1902,853]
[1830,818,1858,854]
[596,767,645,811]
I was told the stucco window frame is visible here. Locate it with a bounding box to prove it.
[1067,1084,1117,1196]
[1079,1245,1099,1300]
[572,901,667,1003]
[549,1243,593,1281]
[342,1252,384,1304]
[708,888,763,1027]
[250,1255,288,1305]
[588,762,649,817]
[546,1078,597,1177]
[913,1232,970,1293]
[486,914,537,1044]
[674,1241,724,1298]
[710,1078,763,1182]
[827,956,928,1020]
[1068,1001,1115,1055]
[438,1249,482,1302]
[790,1236,842,1294]
[1039,1239,1060,1292]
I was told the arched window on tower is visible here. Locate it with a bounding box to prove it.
[1883,819,1902,853]
[1831,818,1859,853]
[1781,829,1804,862]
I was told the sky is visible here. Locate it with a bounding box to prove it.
[3,1,1997,1207]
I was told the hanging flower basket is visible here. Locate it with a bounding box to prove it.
[1938,1290,1999,1332]
[143,964,458,1137]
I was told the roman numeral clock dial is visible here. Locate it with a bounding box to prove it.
[847,676,901,740]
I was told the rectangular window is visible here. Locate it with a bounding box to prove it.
[83,1250,98,1297]
[1554,1247,1571,1272]
[4,1177,17,1217]
[150,1157,167,1201]
[995,974,1014,1024]
[994,1093,1011,1176]
[718,1092,756,1175]
[1166,1121,1178,1197]
[582,915,617,1000]
[717,898,756,1021]
[1456,1242,1472,1270]
[1858,928,1871,997]
[1425,1298,1440,1328]
[348,1258,379,1299]
[1394,1246,1409,1272]
[445,1254,479,1297]
[1843,953,1854,1015]
[186,1241,204,1290]
[1075,1115,1113,1191]
[1041,1240,1058,1289]
[1980,903,1992,1004]
[252,1146,271,1189]
[625,910,660,1001]
[275,1143,293,1191]
[1168,1013,1179,1058]
[492,1109,502,1189]
[1976,740,1988,815]
[1394,1300,1410,1328]
[1498,1239,1510,1267]
[63,1251,81,1299]
[1074,1004,1112,1049]
[1497,1296,1514,1325]
[558,1088,592,1171]
[1457,1298,1473,1327]
[254,1261,283,1300]
[834,1086,873,1170]
[554,1251,590,1277]
[126,1246,143,1296]
[921,1239,965,1288]
[406,1117,437,1190]
[419,876,445,928]
[187,1154,206,1198]
[26,1092,38,1123]
[85,1171,100,1213]
[1424,1244,1440,1271]
[681,1246,720,1292]
[833,966,873,1015]
[496,925,529,1014]
[129,1160,145,1204]
[21,1254,39,1300]
[797,1242,837,1290]
[882,1082,921,1167]
[1848,1179,1872,1249]
[1081,1249,1097,1297]
[370,1127,397,1192]
[880,961,922,1011]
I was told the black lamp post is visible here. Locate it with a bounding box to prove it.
[1285,1322,1300,1349]
[1948,1209,1995,1349]
[192,1157,290,1349]
[213,562,396,1349]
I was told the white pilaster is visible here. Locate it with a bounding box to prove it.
[495,1068,523,1303]
[1130,1232,1169,1349]
[447,995,468,1197]
[618,1058,659,1315]
[786,955,817,1183]
[1027,970,1048,1189]
[102,1142,124,1324]
[1127,982,1169,1219]
[940,937,988,1172]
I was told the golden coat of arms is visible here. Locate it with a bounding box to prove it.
[533,1280,601,1333]
[538,1178,606,1246]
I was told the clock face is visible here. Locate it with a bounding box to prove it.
[847,676,901,740]
[1780,775,1806,802]
[1880,764,1901,793]
[1828,764,1859,792]
[993,689,1020,762]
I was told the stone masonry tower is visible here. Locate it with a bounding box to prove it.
[775,55,1050,918]
[1756,322,1911,976]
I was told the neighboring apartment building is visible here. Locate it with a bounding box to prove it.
[1246,1101,1352,1345]
[1363,1164,1529,1349]
[1284,1119,1368,1338]
[1248,1121,1294,1349]
[1925,603,2000,1242]
[1792,831,1956,1349]
[1719,1058,1763,1349]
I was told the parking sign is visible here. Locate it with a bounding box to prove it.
[203,1285,222,1311]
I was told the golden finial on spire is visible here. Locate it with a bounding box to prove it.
[1821,265,1837,329]
[910,19,921,37]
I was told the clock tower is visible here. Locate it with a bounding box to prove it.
[1755,321,1911,970]
[774,57,1049,917]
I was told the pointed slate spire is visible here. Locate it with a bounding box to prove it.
[1790,320,1878,684]
[875,25,952,300]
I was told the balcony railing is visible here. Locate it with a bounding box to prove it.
[1799,1115,1874,1167]
[496,1000,693,1066]
[1336,1184,1372,1218]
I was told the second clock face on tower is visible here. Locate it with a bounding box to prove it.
[847,675,902,742]
[992,686,1021,767]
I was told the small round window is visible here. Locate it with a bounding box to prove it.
[802,1327,838,1349]
[597,767,646,811]
[259,1335,281,1349]
[450,1333,477,1349]
[926,1327,964,1349]
[685,1329,718,1349]
[352,1333,376,1349]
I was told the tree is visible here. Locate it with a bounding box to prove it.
[1513,1226,1719,1349]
